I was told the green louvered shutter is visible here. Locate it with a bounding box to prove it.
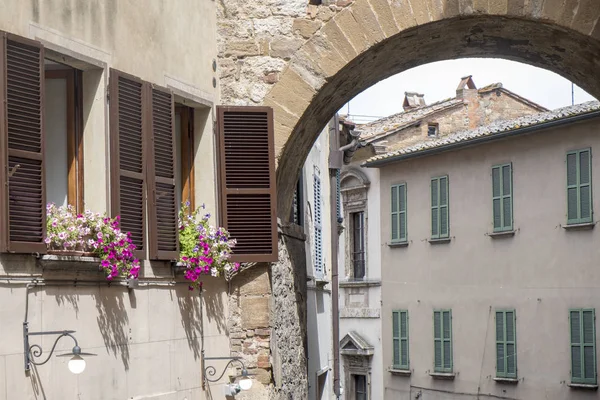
[571,309,596,384]
[391,184,407,243]
[496,310,517,378]
[492,164,513,232]
[431,177,449,239]
[393,310,409,370]
[567,149,593,225]
[434,310,452,372]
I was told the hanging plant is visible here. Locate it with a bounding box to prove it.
[178,202,240,290]
[45,203,140,280]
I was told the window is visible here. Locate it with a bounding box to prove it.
[351,211,365,279]
[428,123,439,137]
[175,106,195,212]
[567,149,593,225]
[392,310,409,370]
[431,176,449,239]
[353,374,367,400]
[291,174,303,226]
[314,174,323,277]
[492,164,513,232]
[570,308,596,385]
[336,169,341,222]
[216,106,277,263]
[433,310,452,373]
[391,184,407,243]
[496,310,517,378]
[45,63,84,213]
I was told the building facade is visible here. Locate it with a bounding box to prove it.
[365,102,600,399]
[337,77,549,400]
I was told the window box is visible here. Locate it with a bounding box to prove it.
[388,368,411,376]
[563,222,595,231]
[429,372,455,380]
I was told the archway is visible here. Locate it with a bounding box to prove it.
[259,3,600,220]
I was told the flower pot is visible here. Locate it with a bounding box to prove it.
[47,250,95,257]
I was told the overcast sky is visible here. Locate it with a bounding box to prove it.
[340,58,597,124]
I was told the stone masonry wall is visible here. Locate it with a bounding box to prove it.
[217,0,349,106]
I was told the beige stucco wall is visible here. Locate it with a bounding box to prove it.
[0,2,233,399]
[378,117,600,399]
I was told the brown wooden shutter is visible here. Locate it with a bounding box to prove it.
[216,106,277,263]
[0,33,46,253]
[147,85,178,260]
[109,69,146,259]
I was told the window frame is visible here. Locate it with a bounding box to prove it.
[392,310,409,370]
[351,211,365,280]
[492,163,513,232]
[495,309,517,379]
[313,173,323,278]
[430,176,449,239]
[570,308,597,385]
[433,309,453,373]
[352,373,368,400]
[566,148,593,225]
[391,183,407,243]
[175,105,195,212]
[427,123,439,137]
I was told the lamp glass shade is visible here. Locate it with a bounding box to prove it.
[238,378,253,391]
[68,355,86,374]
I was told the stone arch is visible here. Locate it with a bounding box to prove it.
[254,0,600,220]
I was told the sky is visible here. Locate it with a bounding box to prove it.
[340,58,597,124]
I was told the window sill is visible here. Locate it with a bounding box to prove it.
[388,241,409,248]
[388,368,411,376]
[339,280,381,288]
[37,254,103,275]
[494,377,518,384]
[429,372,455,380]
[428,238,451,245]
[488,230,515,238]
[563,222,595,231]
[568,383,598,390]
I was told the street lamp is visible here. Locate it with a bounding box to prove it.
[24,323,95,374]
[202,350,253,396]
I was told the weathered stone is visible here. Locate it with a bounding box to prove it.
[230,332,246,340]
[247,330,255,337]
[263,72,279,84]
[257,355,270,368]
[241,296,270,329]
[388,0,418,29]
[250,368,272,385]
[350,0,385,44]
[317,6,337,22]
[266,68,316,117]
[407,0,432,24]
[270,38,303,59]
[258,341,271,348]
[302,35,347,77]
[367,0,399,38]
[270,0,307,17]
[255,328,271,336]
[238,266,272,296]
[333,8,371,53]
[293,18,322,39]
[253,18,294,37]
[321,19,357,62]
[488,0,508,14]
[506,0,525,16]
[571,0,600,36]
[224,40,260,57]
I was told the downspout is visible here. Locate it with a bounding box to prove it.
[329,115,341,398]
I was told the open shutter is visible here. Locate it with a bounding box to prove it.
[0,34,46,253]
[567,149,593,224]
[434,311,442,371]
[571,310,583,382]
[400,311,409,369]
[492,164,513,232]
[109,69,146,259]
[216,106,277,263]
[495,311,505,376]
[431,179,439,238]
[439,176,449,237]
[442,310,452,371]
[314,174,323,277]
[572,309,597,384]
[505,310,516,377]
[392,311,400,367]
[147,85,178,260]
[391,184,407,243]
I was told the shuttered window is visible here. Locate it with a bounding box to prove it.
[352,211,365,279]
[147,86,178,260]
[492,164,513,232]
[109,70,147,259]
[336,169,341,222]
[434,310,452,373]
[431,176,449,239]
[216,106,277,263]
[496,310,517,378]
[570,308,596,385]
[567,149,593,225]
[314,174,323,277]
[391,184,407,243]
[0,34,47,253]
[392,310,409,370]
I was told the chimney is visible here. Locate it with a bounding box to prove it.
[403,92,426,111]
[456,75,477,98]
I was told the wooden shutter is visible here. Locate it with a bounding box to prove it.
[314,174,323,276]
[109,69,146,259]
[391,184,407,243]
[434,310,452,373]
[147,85,178,260]
[567,149,592,225]
[492,164,513,232]
[392,310,409,370]
[431,177,449,239]
[0,34,46,253]
[571,309,597,384]
[216,106,277,263]
[496,310,517,378]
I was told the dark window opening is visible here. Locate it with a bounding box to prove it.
[354,374,367,400]
[428,123,439,137]
[308,0,322,4]
[175,105,195,212]
[352,211,365,279]
[291,172,303,226]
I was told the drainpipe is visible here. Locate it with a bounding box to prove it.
[328,115,341,398]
